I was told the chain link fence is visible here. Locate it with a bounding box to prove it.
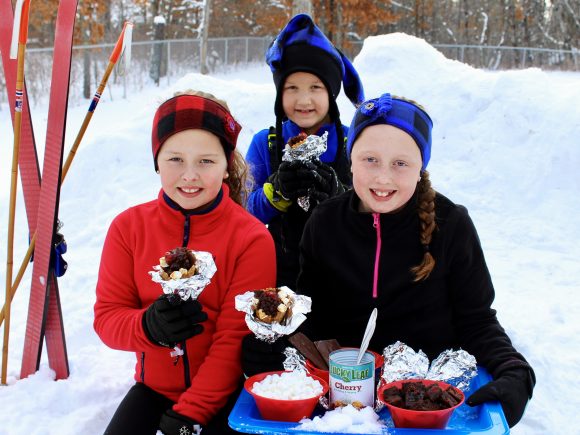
[347,41,579,71]
[1,36,272,107]
[1,36,577,107]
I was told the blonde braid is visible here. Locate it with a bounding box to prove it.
[410,171,437,281]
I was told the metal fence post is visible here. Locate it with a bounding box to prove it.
[225,38,228,66]
[167,40,171,86]
[199,39,203,73]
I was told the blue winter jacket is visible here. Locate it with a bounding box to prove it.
[246,119,348,224]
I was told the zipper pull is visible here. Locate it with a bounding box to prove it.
[170,344,183,365]
[372,213,381,299]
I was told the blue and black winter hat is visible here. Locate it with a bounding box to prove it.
[266,14,364,121]
[266,14,365,166]
[347,93,433,171]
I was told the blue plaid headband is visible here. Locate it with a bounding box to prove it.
[346,93,433,171]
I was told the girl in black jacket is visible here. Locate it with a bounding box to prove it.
[295,93,535,428]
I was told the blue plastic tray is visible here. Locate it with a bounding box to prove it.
[228,366,509,434]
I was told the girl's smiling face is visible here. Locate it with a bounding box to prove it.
[350,124,422,214]
[157,129,228,211]
[282,71,330,134]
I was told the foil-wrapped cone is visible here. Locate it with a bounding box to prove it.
[234,286,312,343]
[426,349,477,391]
[149,250,216,301]
[282,347,307,372]
[282,131,328,211]
[282,131,328,162]
[380,341,430,384]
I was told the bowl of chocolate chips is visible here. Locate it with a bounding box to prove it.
[378,379,464,429]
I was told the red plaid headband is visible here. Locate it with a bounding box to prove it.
[151,94,242,170]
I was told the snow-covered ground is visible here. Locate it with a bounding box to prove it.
[0,33,579,434]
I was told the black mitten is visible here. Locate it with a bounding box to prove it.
[143,295,208,347]
[311,160,345,197]
[241,333,287,377]
[267,160,320,200]
[159,409,202,435]
[467,368,534,427]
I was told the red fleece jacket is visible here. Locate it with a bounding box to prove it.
[94,185,275,424]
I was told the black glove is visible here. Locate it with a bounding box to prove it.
[311,160,345,197]
[241,333,286,377]
[267,160,320,200]
[159,409,202,435]
[143,295,208,347]
[308,189,330,207]
[467,368,534,427]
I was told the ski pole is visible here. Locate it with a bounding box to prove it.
[0,22,133,330]
[2,0,31,386]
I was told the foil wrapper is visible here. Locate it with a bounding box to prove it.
[149,250,216,301]
[281,131,328,211]
[380,341,430,384]
[282,347,307,372]
[376,342,478,411]
[234,286,312,343]
[426,349,477,391]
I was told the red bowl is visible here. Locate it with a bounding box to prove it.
[377,379,465,429]
[305,348,384,384]
[244,370,329,422]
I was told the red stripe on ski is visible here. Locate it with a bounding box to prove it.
[44,275,69,379]
[20,0,78,380]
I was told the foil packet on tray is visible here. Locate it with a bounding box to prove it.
[149,247,216,301]
[235,286,312,343]
[282,131,328,211]
[378,341,477,409]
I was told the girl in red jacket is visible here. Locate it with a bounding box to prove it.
[94,91,276,435]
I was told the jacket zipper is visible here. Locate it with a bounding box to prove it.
[140,352,145,382]
[182,214,191,246]
[183,341,191,388]
[372,213,381,299]
[181,214,191,387]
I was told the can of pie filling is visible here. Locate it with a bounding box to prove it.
[329,348,375,408]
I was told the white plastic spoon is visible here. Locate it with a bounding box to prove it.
[356,308,378,365]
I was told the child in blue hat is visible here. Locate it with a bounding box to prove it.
[295,93,535,428]
[245,13,365,289]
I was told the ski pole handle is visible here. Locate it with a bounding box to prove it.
[10,0,31,59]
[109,21,133,64]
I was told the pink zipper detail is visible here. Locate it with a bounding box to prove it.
[372,213,381,298]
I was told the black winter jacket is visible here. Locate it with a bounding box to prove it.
[297,189,534,380]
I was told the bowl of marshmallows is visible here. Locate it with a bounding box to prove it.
[244,370,328,422]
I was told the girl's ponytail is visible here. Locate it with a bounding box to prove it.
[411,171,437,281]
